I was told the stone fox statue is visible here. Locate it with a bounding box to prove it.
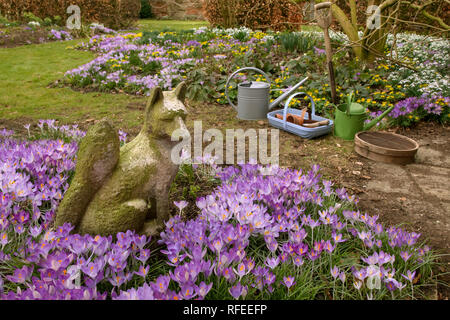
[55,82,188,236]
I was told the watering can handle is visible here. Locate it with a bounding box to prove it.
[282,92,315,130]
[346,91,354,116]
[225,67,272,111]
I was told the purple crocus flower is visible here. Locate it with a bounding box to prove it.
[14,224,25,234]
[332,232,346,243]
[307,218,320,229]
[353,269,367,281]
[331,266,340,279]
[29,225,43,238]
[133,234,148,250]
[6,265,33,284]
[293,256,304,267]
[134,265,150,278]
[265,236,278,252]
[152,275,170,293]
[324,240,335,253]
[361,252,379,265]
[92,236,110,256]
[353,280,363,290]
[357,230,372,241]
[401,270,416,283]
[212,238,224,253]
[0,232,8,246]
[282,276,296,289]
[265,256,280,269]
[265,272,276,287]
[314,46,326,55]
[400,251,412,262]
[180,284,197,300]
[69,238,88,255]
[308,250,320,261]
[385,278,399,291]
[234,262,248,279]
[229,283,247,300]
[296,242,309,256]
[135,249,151,263]
[222,267,236,282]
[108,271,127,287]
[197,281,213,299]
[174,200,188,212]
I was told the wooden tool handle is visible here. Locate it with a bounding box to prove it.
[314,2,332,10]
[302,120,329,128]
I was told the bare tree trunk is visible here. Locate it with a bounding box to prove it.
[315,0,449,63]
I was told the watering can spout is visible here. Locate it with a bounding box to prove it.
[363,105,395,131]
[269,77,309,110]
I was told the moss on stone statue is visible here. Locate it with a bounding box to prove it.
[55,120,120,229]
[78,199,148,236]
[76,132,158,235]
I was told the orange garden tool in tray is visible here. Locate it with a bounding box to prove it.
[267,92,333,139]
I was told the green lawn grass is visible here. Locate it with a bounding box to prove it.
[0,39,146,129]
[137,19,209,32]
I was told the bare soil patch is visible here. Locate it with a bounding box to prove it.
[0,26,51,48]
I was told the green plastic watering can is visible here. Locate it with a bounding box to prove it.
[334,92,395,140]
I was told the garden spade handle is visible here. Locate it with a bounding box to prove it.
[314,2,338,105]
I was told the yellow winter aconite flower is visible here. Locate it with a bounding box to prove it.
[253,31,266,40]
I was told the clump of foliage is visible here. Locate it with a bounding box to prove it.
[0,0,141,29]
[139,0,153,19]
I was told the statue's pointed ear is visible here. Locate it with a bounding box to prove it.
[146,86,164,110]
[174,81,187,101]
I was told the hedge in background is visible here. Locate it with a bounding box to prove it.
[0,0,141,29]
[203,0,303,31]
[140,0,153,19]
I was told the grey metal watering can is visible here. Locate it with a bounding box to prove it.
[225,67,309,120]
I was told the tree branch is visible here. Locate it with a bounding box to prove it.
[400,0,450,30]
[349,0,357,29]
